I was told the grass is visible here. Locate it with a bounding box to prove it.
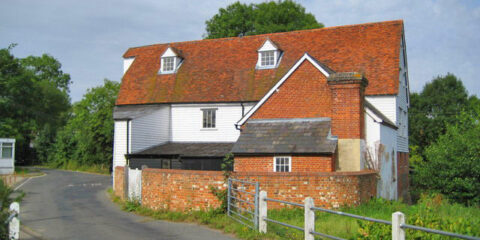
[107,189,480,240]
[39,160,110,175]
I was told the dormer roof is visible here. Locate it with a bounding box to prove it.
[257,38,280,52]
[117,20,404,105]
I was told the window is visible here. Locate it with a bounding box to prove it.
[274,156,291,172]
[260,51,275,67]
[162,57,174,72]
[202,109,216,128]
[1,143,13,159]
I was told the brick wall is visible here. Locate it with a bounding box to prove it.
[251,61,332,119]
[232,171,377,208]
[128,168,377,211]
[114,166,125,200]
[142,169,225,211]
[397,152,410,202]
[234,155,334,172]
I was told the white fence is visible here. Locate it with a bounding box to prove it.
[126,168,142,202]
[258,191,480,240]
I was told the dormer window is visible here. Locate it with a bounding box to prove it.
[257,39,282,69]
[160,47,182,74]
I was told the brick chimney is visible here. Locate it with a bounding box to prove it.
[328,72,368,171]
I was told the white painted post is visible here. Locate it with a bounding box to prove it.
[259,191,267,233]
[304,197,315,240]
[392,212,405,240]
[9,202,19,240]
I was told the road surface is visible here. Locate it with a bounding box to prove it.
[18,168,237,240]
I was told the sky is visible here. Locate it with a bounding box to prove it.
[1,0,479,102]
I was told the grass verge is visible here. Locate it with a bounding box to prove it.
[107,189,480,240]
[37,161,110,175]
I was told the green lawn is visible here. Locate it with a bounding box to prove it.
[108,189,480,240]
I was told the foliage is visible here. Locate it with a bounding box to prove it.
[205,0,323,39]
[413,104,480,206]
[210,153,235,213]
[408,73,469,157]
[48,79,119,170]
[0,45,71,165]
[356,194,480,239]
[0,179,24,237]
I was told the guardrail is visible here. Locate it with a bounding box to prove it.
[257,191,480,240]
[4,202,19,240]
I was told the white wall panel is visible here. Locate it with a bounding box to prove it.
[365,96,396,123]
[113,121,127,169]
[171,103,254,142]
[130,106,170,153]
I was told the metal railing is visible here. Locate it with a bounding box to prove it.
[227,178,259,229]
[256,191,480,240]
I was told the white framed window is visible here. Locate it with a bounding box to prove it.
[260,51,275,67]
[202,109,217,129]
[274,156,291,172]
[1,142,13,159]
[162,57,175,72]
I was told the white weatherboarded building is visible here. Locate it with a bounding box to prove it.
[0,138,15,175]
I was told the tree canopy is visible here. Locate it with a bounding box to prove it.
[0,45,71,164]
[204,0,323,39]
[409,73,470,155]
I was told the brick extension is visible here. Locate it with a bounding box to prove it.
[234,155,335,173]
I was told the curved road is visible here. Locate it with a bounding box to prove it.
[18,169,237,240]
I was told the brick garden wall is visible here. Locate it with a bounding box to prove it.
[125,168,377,211]
[114,166,125,200]
[234,155,335,172]
[141,169,225,211]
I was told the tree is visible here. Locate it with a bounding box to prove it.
[413,104,480,206]
[408,73,469,156]
[0,45,71,164]
[49,79,120,169]
[205,0,323,39]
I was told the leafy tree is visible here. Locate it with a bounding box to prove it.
[413,103,480,206]
[50,79,120,169]
[409,73,469,156]
[0,45,71,164]
[205,0,323,39]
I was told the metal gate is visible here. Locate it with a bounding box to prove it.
[227,178,259,229]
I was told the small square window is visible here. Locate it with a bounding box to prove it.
[1,143,13,159]
[162,57,175,72]
[260,51,275,66]
[202,109,216,128]
[274,156,291,172]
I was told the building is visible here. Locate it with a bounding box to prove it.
[0,138,15,175]
[113,20,410,200]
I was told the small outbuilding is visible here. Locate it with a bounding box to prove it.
[0,138,15,175]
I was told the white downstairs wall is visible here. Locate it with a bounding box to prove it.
[113,120,128,174]
[130,106,170,153]
[365,109,398,200]
[171,103,254,142]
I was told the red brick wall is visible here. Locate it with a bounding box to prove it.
[232,171,377,208]
[329,82,365,139]
[130,168,376,211]
[234,155,335,172]
[251,61,332,119]
[397,152,410,202]
[142,169,225,211]
[114,166,125,200]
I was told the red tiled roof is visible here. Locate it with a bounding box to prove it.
[117,20,403,105]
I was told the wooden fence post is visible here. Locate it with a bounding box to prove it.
[392,211,405,240]
[304,197,315,240]
[259,190,267,233]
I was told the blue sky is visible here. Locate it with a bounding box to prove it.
[1,0,479,102]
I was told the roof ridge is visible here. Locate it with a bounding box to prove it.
[248,118,331,123]
[125,20,403,53]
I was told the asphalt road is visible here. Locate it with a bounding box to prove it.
[18,169,237,240]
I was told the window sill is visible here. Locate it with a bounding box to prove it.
[200,128,218,131]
